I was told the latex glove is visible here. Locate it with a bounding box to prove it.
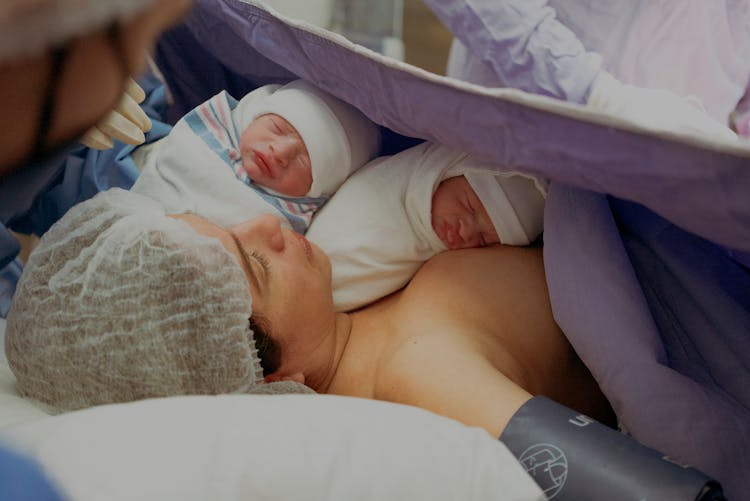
[80,78,152,149]
[587,71,737,143]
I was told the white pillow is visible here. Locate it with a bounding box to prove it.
[1,394,544,501]
[0,363,51,428]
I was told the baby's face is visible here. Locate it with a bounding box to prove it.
[239,114,313,197]
[431,176,500,250]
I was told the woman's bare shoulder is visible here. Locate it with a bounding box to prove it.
[395,246,555,361]
[404,246,547,305]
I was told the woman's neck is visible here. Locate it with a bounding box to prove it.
[302,311,353,393]
[319,292,401,397]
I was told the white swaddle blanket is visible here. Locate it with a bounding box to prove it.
[307,142,547,312]
[132,80,381,231]
[132,85,290,228]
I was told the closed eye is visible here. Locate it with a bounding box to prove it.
[269,117,283,134]
[297,154,310,170]
[229,232,270,291]
[250,250,271,277]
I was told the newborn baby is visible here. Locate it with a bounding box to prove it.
[132,79,381,233]
[430,173,542,250]
[430,176,499,249]
[307,141,547,311]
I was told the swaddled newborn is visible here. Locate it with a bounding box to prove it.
[132,79,381,233]
[306,142,547,311]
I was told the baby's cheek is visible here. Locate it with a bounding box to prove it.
[279,171,311,197]
[238,130,249,151]
[301,158,313,181]
[299,163,313,193]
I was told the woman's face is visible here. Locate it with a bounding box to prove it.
[239,114,313,197]
[173,213,335,361]
[431,176,500,249]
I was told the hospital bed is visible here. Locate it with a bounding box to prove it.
[1,0,749,499]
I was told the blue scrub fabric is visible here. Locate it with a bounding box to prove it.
[0,443,66,501]
[0,73,172,317]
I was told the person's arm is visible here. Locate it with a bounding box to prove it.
[379,330,725,500]
[379,246,726,499]
[424,0,736,141]
[381,245,615,425]
[375,246,557,437]
[376,329,532,438]
[422,0,601,103]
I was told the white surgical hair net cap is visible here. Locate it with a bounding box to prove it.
[0,0,155,63]
[5,188,266,412]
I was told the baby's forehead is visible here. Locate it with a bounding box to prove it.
[254,113,301,135]
[436,175,473,195]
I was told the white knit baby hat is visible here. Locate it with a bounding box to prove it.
[5,188,266,412]
[0,0,157,63]
[451,161,549,246]
[240,79,381,198]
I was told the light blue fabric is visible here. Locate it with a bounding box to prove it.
[0,442,66,501]
[0,258,23,318]
[0,73,171,314]
[0,227,20,271]
[0,146,75,270]
[423,0,602,103]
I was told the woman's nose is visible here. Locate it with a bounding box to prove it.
[233,214,285,252]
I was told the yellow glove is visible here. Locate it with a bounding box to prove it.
[80,78,153,150]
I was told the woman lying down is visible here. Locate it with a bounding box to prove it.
[4,189,722,499]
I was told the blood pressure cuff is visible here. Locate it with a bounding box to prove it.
[500,397,725,500]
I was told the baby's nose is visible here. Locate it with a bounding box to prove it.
[458,220,479,248]
[270,137,297,166]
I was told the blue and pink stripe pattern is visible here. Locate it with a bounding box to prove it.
[183,91,326,233]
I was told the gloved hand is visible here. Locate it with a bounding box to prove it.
[587,71,737,143]
[80,78,152,149]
